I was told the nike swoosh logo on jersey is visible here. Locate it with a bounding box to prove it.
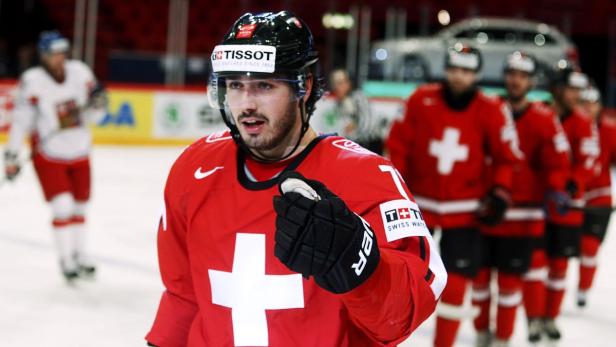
[194,166,224,180]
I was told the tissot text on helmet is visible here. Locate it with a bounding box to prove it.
[211,45,276,74]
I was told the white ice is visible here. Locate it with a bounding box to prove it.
[0,145,615,347]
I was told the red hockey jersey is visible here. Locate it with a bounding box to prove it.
[386,84,521,229]
[483,102,571,237]
[586,115,616,207]
[548,109,600,225]
[146,132,447,347]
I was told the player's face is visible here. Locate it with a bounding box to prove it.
[505,70,532,101]
[42,52,66,76]
[580,100,602,119]
[331,72,352,98]
[445,67,477,95]
[560,86,582,112]
[226,77,301,154]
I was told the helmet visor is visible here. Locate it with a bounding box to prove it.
[208,74,305,128]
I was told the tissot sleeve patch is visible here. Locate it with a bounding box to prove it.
[379,199,430,242]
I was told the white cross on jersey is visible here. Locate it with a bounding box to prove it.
[208,233,304,346]
[429,127,469,175]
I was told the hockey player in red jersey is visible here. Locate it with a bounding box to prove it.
[3,31,105,281]
[577,83,616,307]
[146,11,447,347]
[472,52,570,347]
[386,44,521,347]
[534,64,599,342]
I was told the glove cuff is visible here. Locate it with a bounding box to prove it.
[315,214,380,294]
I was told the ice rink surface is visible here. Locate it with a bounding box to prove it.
[1,145,615,347]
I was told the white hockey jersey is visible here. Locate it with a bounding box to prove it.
[6,60,98,161]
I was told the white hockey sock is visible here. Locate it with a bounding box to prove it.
[73,201,91,265]
[53,223,77,270]
[51,193,78,270]
[72,218,92,265]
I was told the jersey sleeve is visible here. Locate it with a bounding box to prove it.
[339,159,446,345]
[385,91,419,178]
[71,60,96,85]
[541,113,571,191]
[610,125,616,167]
[571,118,600,193]
[6,76,36,154]
[72,61,107,124]
[146,154,199,347]
[482,101,522,190]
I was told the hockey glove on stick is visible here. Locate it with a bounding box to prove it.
[477,186,511,226]
[545,190,572,215]
[273,171,380,294]
[3,151,21,181]
[88,83,108,110]
[545,179,581,214]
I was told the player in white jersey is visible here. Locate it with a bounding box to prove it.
[3,31,106,282]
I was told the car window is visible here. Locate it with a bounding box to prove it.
[518,29,556,46]
[401,55,428,81]
[455,28,519,44]
[368,61,385,81]
[453,29,476,39]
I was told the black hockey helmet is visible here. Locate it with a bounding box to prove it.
[208,11,323,157]
[548,60,588,89]
[445,43,482,72]
[503,51,536,75]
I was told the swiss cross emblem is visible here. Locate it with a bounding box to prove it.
[216,51,223,59]
[237,23,257,39]
[209,233,304,346]
[398,208,411,219]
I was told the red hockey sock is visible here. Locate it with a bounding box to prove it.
[496,273,523,340]
[472,269,491,332]
[523,249,547,319]
[579,235,600,291]
[435,273,468,347]
[546,257,568,318]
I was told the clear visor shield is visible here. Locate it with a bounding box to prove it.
[208,74,307,126]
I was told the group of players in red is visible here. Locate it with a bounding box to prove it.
[387,45,614,347]
[4,11,613,347]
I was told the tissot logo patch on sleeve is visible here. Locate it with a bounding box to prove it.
[380,199,429,242]
[211,45,276,73]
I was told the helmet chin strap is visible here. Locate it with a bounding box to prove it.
[229,98,311,163]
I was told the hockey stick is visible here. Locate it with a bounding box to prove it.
[544,192,616,213]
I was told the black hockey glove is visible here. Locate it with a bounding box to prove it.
[3,151,20,181]
[545,179,578,215]
[546,191,572,215]
[273,171,380,294]
[565,179,578,197]
[477,186,511,226]
[88,83,108,110]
